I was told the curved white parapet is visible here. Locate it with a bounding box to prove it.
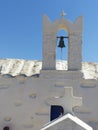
[0,59,98,79]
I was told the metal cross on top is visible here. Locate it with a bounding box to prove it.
[46,87,82,114]
[61,11,66,18]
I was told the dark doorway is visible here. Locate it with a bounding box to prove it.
[3,126,9,130]
[50,105,64,121]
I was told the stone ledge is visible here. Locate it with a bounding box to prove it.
[80,80,97,88]
[40,70,83,79]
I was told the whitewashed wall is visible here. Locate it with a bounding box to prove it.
[0,64,98,130]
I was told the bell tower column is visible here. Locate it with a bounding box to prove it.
[42,32,56,70]
[68,32,82,70]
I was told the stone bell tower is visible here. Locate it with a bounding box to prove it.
[42,13,83,71]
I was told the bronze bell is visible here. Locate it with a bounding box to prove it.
[58,36,65,48]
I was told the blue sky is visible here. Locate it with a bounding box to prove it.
[0,0,98,62]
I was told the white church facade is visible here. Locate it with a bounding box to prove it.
[0,13,98,130]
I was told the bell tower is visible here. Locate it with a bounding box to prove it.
[41,13,83,71]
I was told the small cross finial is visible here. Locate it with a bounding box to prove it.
[61,11,66,18]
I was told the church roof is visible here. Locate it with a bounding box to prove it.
[41,113,93,130]
[0,59,98,79]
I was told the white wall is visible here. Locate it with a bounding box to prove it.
[0,71,98,130]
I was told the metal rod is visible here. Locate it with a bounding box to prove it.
[57,36,69,39]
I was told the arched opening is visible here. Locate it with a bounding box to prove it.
[50,105,64,121]
[56,29,68,70]
[3,126,10,130]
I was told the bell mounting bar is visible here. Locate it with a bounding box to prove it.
[57,36,69,39]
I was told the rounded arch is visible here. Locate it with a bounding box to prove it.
[52,19,73,33]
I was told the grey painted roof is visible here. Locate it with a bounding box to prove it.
[41,113,93,130]
[0,59,98,79]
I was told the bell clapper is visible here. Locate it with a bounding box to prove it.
[61,48,62,60]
